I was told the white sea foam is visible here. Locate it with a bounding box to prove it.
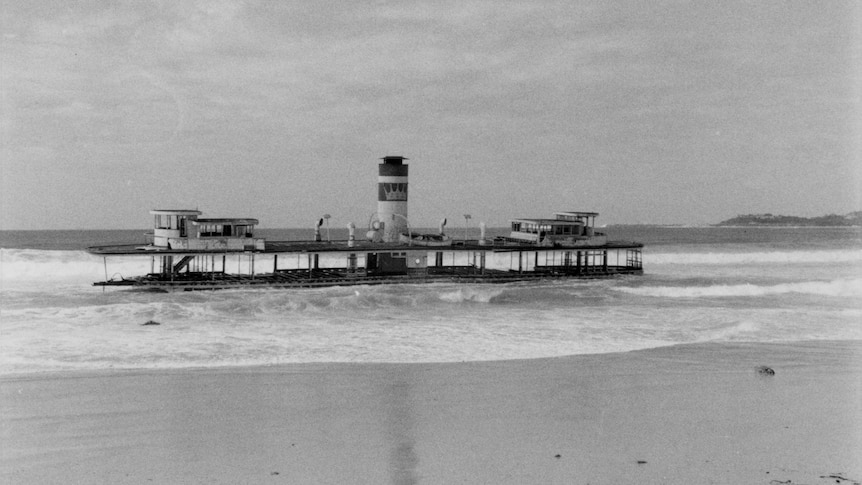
[647,249,862,265]
[614,278,862,299]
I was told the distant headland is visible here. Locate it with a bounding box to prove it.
[715,212,862,227]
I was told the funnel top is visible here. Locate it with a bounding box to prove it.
[380,156,408,165]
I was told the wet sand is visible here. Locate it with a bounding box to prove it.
[2,341,860,484]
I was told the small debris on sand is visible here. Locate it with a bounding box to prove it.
[756,365,775,375]
[554,454,561,459]
[819,474,861,484]
[141,320,161,326]
[637,460,647,465]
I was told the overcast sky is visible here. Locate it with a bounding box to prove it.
[1,0,859,229]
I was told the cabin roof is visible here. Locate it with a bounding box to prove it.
[149,209,202,216]
[555,211,599,217]
[191,218,259,225]
[511,218,584,225]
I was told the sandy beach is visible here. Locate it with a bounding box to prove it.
[2,340,860,485]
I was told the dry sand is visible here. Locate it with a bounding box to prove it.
[2,341,860,484]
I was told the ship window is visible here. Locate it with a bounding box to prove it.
[512,222,521,231]
[200,224,225,237]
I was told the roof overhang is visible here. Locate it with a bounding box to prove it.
[191,218,259,225]
[511,218,584,225]
[149,209,203,216]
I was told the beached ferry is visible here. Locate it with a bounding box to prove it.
[87,157,643,290]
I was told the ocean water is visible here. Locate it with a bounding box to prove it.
[1,226,860,375]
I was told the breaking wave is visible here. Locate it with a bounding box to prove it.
[1,249,128,284]
[615,278,862,299]
[647,249,862,265]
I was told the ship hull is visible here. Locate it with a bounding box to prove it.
[93,265,643,291]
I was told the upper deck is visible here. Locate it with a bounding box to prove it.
[87,237,642,255]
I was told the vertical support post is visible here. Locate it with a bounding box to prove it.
[274,254,278,273]
[603,250,608,273]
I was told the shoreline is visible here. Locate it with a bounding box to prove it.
[3,338,860,381]
[3,340,861,484]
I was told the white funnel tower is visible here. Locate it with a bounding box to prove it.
[377,156,409,242]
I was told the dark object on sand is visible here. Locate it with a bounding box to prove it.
[756,366,775,375]
[637,460,647,465]
[141,320,161,326]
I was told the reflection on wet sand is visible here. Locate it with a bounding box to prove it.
[384,377,418,485]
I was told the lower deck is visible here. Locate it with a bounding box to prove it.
[94,265,643,290]
[92,240,644,290]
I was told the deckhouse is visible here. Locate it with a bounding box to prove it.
[508,211,607,246]
[149,209,264,251]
